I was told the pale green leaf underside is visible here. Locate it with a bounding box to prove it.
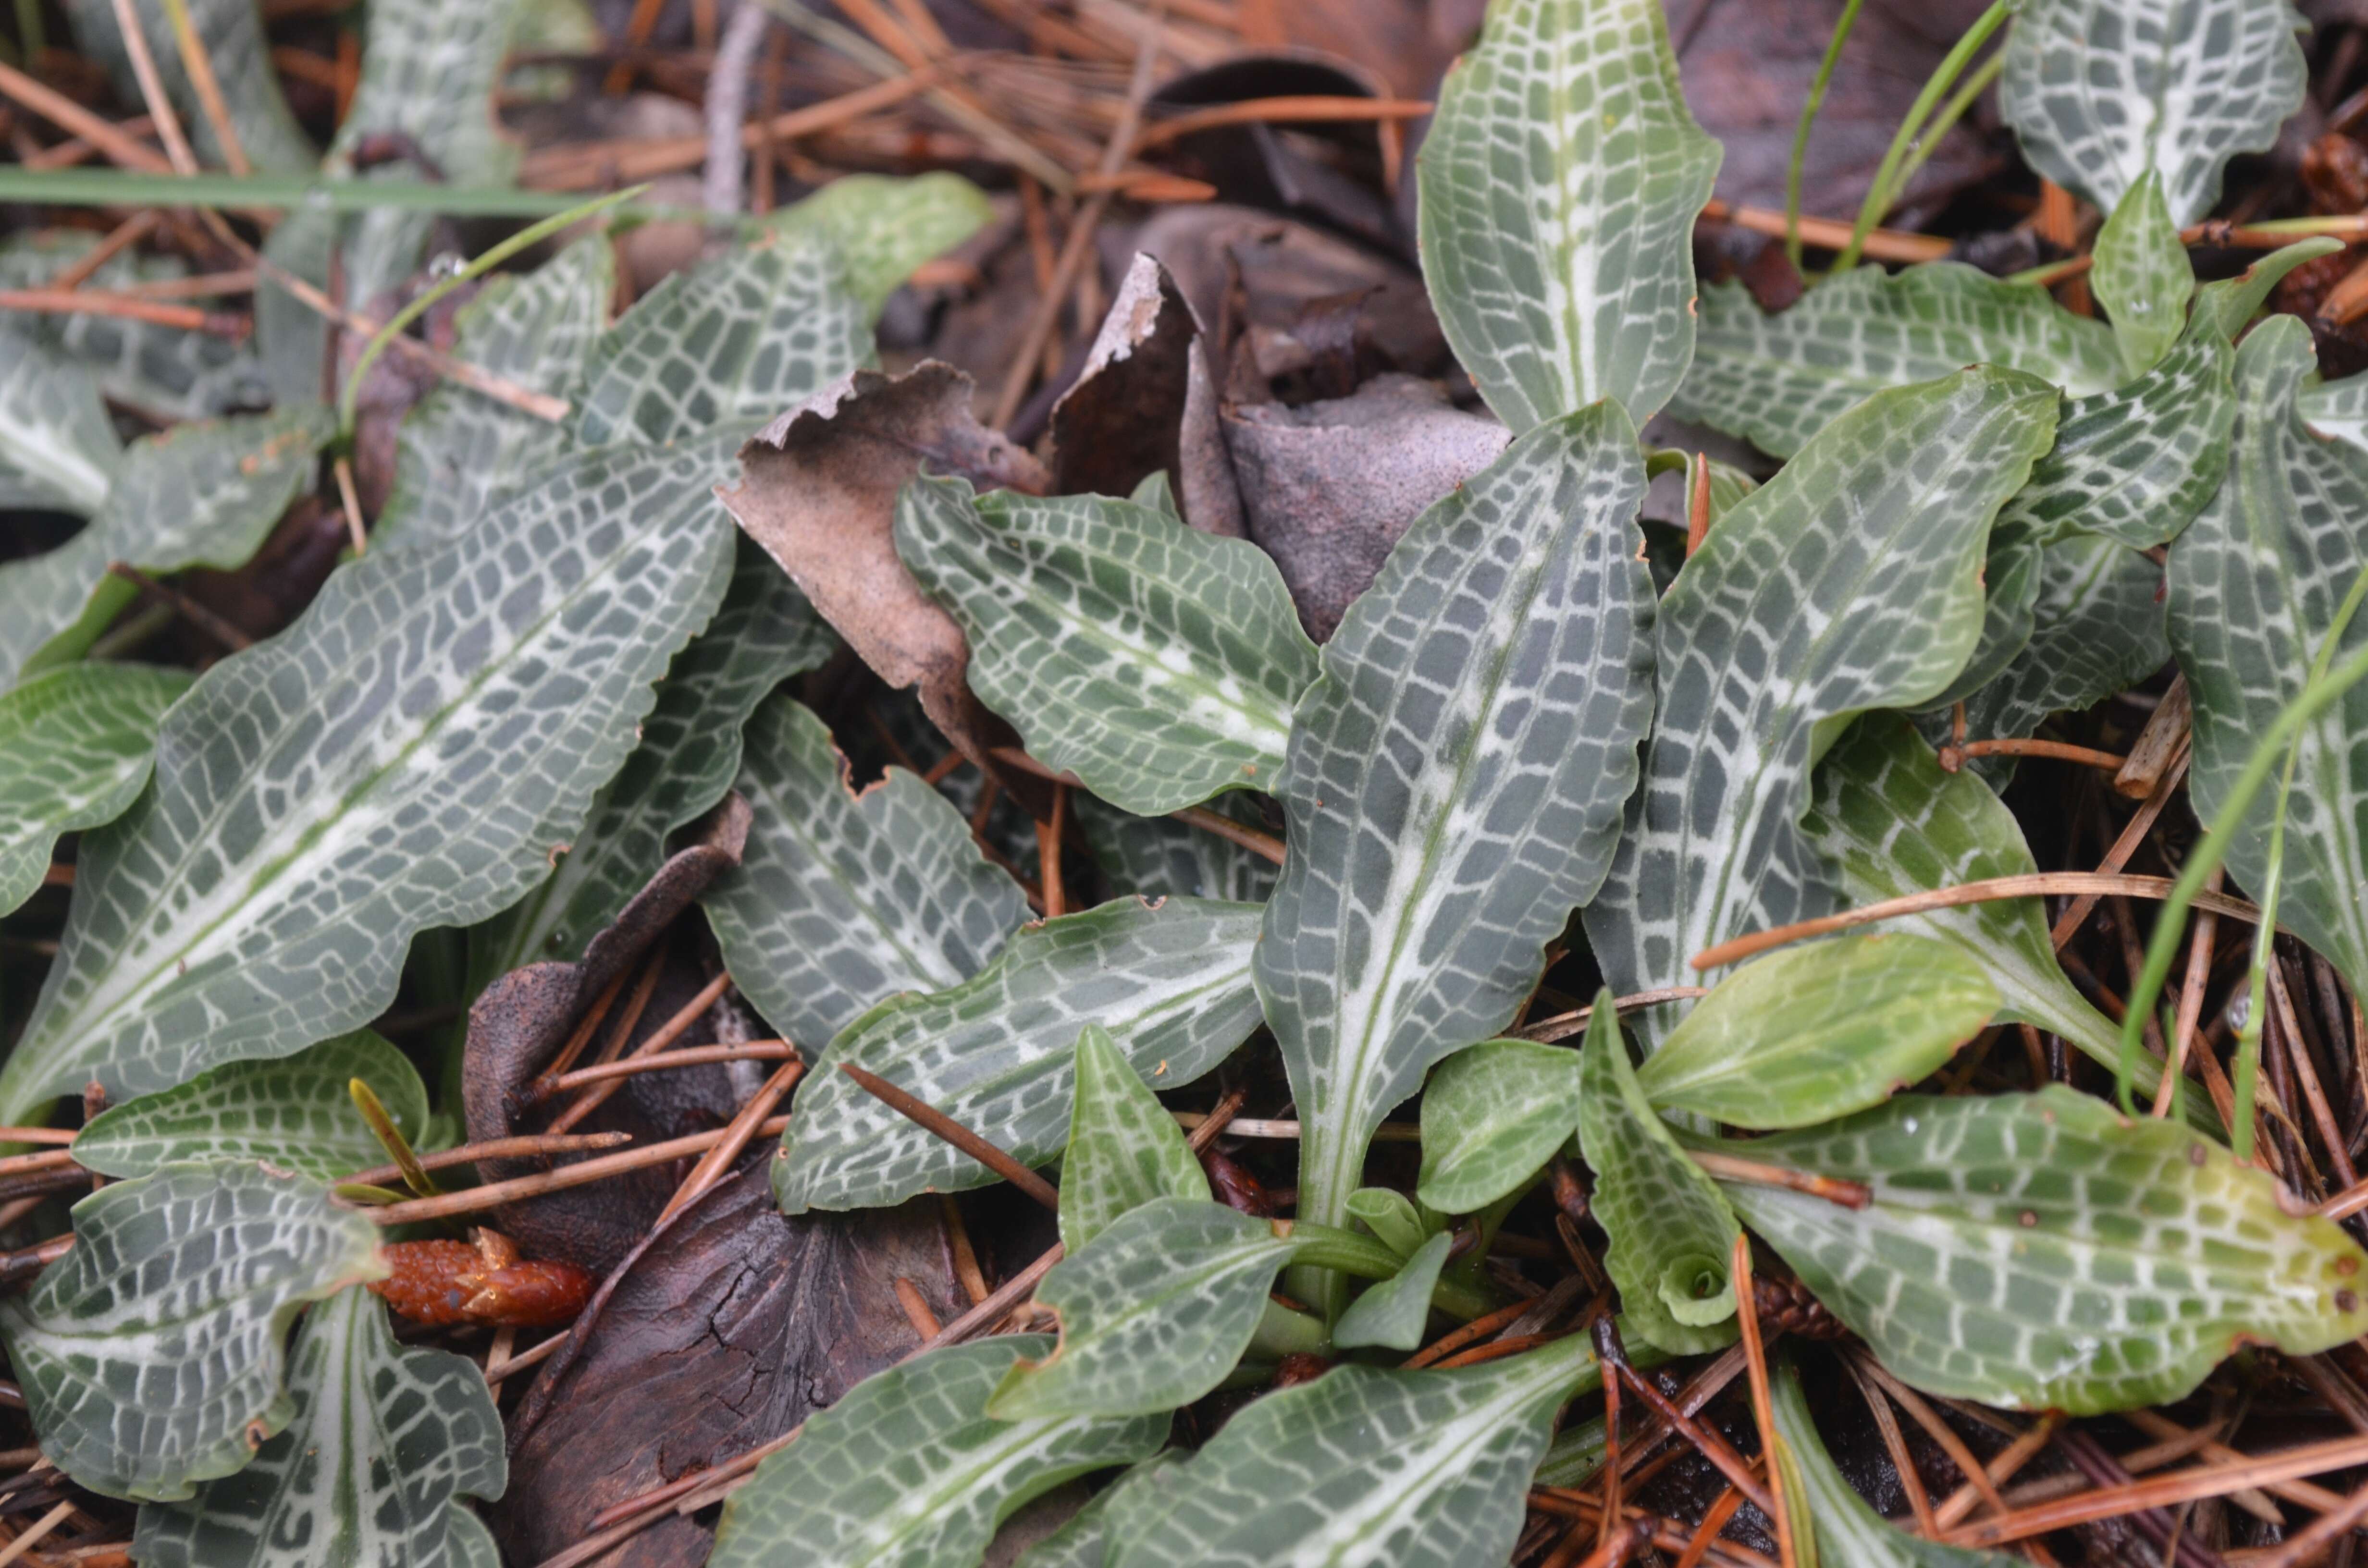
[709,1336,1166,1568]
[1578,1000,1739,1354]
[1587,369,2060,1015]
[898,477,1317,815]
[0,437,739,1122]
[74,1031,427,1183]
[1718,1088,2368,1412]
[1639,934,1998,1130]
[0,334,119,516]
[1105,1334,1602,1568]
[1417,1039,1581,1214]
[2090,169,2192,377]
[1671,265,2118,459]
[2169,317,2368,996]
[132,1288,504,1568]
[0,1162,385,1501]
[1060,1024,1211,1257]
[1417,0,1721,429]
[777,897,1264,1214]
[1257,406,1655,1230]
[2001,0,2306,226]
[0,663,189,918]
[65,0,311,173]
[707,694,1025,1054]
[1075,792,1279,905]
[1333,1230,1453,1353]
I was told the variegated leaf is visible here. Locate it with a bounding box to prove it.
[704,694,1025,1053]
[1257,407,1655,1232]
[1012,1453,1183,1568]
[1918,522,2046,717]
[2001,0,2306,226]
[1061,1024,1211,1256]
[1714,1088,2368,1412]
[1577,995,1739,1354]
[65,0,312,172]
[1638,935,1996,1129]
[768,172,995,318]
[475,537,832,980]
[1586,370,2059,1019]
[0,663,189,918]
[131,1287,503,1568]
[375,235,613,553]
[2300,366,2368,457]
[0,236,271,420]
[0,403,330,687]
[74,1031,427,1183]
[708,1336,1167,1568]
[1332,1230,1452,1353]
[1416,1039,1580,1215]
[2195,237,2342,340]
[573,228,871,448]
[989,1198,1299,1421]
[0,334,119,515]
[1417,0,1721,429]
[1671,266,2117,459]
[1074,793,1279,904]
[897,477,1317,815]
[2090,170,2192,377]
[0,438,738,1122]
[1105,1333,1605,1568]
[0,1162,385,1501]
[2168,316,2368,993]
[777,897,1264,1214]
[1957,531,2168,762]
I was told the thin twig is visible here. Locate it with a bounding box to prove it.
[1131,94,1432,150]
[1957,738,2130,771]
[656,1056,805,1225]
[1937,1435,2368,1546]
[44,209,159,290]
[0,286,244,334]
[340,1131,631,1188]
[108,562,254,650]
[2049,747,2192,951]
[0,61,175,173]
[156,0,249,173]
[1688,1150,1871,1208]
[1517,988,1713,1042]
[365,1117,789,1225]
[839,1063,1060,1210]
[1730,1237,1794,1568]
[538,1041,796,1094]
[104,0,199,174]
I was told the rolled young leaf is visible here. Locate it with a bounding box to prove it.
[1060,1024,1211,1256]
[1713,1087,2368,1412]
[0,663,189,918]
[1416,1039,1581,1214]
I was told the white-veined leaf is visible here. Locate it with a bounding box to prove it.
[1954,530,2168,766]
[896,476,1317,815]
[1060,1024,1211,1256]
[2090,170,2192,377]
[1012,1453,1184,1568]
[1637,935,1998,1130]
[1670,265,2117,459]
[1257,406,1655,1231]
[708,1336,1167,1568]
[1416,0,1720,429]
[74,1030,426,1182]
[0,1162,385,1501]
[0,437,739,1122]
[2300,367,2368,457]
[1104,1332,1605,1568]
[704,693,1025,1053]
[2001,0,2306,226]
[1585,369,2059,1024]
[2168,316,2368,994]
[0,236,271,420]
[777,897,1264,1214]
[1917,522,2046,719]
[65,0,312,173]
[1074,792,1279,904]
[766,172,995,319]
[1578,994,1739,1354]
[1332,1230,1453,1353]
[1416,1039,1580,1215]
[131,1287,503,1568]
[0,663,188,917]
[1714,1088,2368,1412]
[0,335,118,515]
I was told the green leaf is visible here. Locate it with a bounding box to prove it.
[0,438,738,1122]
[897,476,1317,815]
[2195,238,2343,340]
[2090,170,2193,377]
[74,1030,425,1182]
[708,1336,1167,1568]
[0,404,333,687]
[131,1286,504,1568]
[2001,0,2306,226]
[1333,1230,1453,1352]
[1769,1358,2023,1568]
[474,537,833,980]
[1257,407,1655,1231]
[375,235,614,553]
[1587,369,2060,1019]
[2300,366,2368,459]
[0,237,269,421]
[65,0,312,174]
[2168,316,2368,995]
[1104,1332,1605,1568]
[1416,1040,1580,1214]
[1013,1453,1184,1568]
[1577,994,1739,1353]
[0,335,118,515]
[767,172,995,319]
[704,694,1025,1052]
[1671,265,2117,459]
[1638,935,1998,1129]
[1346,1188,1434,1259]
[1957,530,2168,761]
[989,1198,1298,1421]
[1417,0,1721,429]
[0,1161,385,1501]
[1916,522,2046,718]
[1074,792,1278,905]
[0,663,189,918]
[776,897,1264,1214]
[573,228,872,448]
[1715,1087,2368,1412]
[1061,1024,1211,1256]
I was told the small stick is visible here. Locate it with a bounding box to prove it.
[2049,747,2191,950]
[543,969,732,1134]
[537,962,639,1087]
[107,562,254,650]
[341,1131,630,1188]
[1700,197,1952,264]
[838,1064,1059,1210]
[366,1117,789,1225]
[0,61,175,174]
[1401,1295,1539,1369]
[106,0,198,173]
[157,0,249,174]
[0,1500,76,1568]
[1167,1112,1420,1142]
[1957,738,2129,771]
[1518,988,1714,1042]
[1171,804,1285,865]
[938,1195,990,1305]
[1593,1317,1625,1559]
[1131,94,1433,151]
[1673,1487,1750,1568]
[1858,1353,2009,1519]
[2154,867,2223,1117]
[44,209,160,291]
[1688,1150,1870,1209]
[1932,1414,2061,1528]
[1038,783,1068,918]
[1684,453,1712,556]
[0,286,244,334]
[2249,1474,2368,1568]
[539,1041,795,1093]
[1611,1358,1776,1518]
[0,1130,79,1148]
[1730,1237,1796,1568]
[484,1330,564,1386]
[0,1234,76,1286]
[655,1055,805,1225]
[892,1277,942,1340]
[332,455,367,556]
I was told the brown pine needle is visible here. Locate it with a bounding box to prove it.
[892,1276,942,1340]
[837,1063,1060,1210]
[340,1130,631,1189]
[1942,1432,2368,1548]
[543,968,732,1133]
[0,287,245,334]
[1131,94,1433,151]
[0,61,175,174]
[1730,1237,1794,1568]
[656,1056,806,1225]
[2049,747,2192,951]
[157,0,249,174]
[1684,454,1713,556]
[365,1117,789,1225]
[1400,1295,1540,1369]
[1687,1150,1870,1208]
[44,210,159,291]
[1613,1357,1776,1519]
[1955,738,2130,771]
[1517,987,1712,1042]
[538,1041,796,1093]
[1171,804,1286,865]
